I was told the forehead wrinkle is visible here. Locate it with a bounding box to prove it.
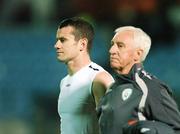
[114,30,134,46]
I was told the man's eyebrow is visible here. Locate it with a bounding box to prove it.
[56,36,66,40]
[111,40,125,46]
[116,41,125,46]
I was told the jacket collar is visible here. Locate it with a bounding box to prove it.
[114,63,144,82]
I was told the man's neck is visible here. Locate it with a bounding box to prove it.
[116,62,135,75]
[67,56,91,76]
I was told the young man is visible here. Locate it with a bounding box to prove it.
[54,17,114,134]
[97,26,180,134]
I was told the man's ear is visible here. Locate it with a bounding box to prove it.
[79,38,88,51]
[134,48,143,62]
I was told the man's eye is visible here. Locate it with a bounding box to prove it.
[57,38,66,43]
[60,38,65,42]
[117,43,124,48]
[117,44,123,48]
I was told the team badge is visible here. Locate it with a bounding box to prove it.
[122,88,132,101]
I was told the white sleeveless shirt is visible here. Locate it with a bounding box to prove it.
[58,62,106,134]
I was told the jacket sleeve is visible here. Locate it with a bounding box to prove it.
[145,82,180,131]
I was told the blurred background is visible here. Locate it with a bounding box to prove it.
[0,0,179,134]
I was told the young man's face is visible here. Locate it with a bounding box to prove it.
[109,30,138,74]
[55,26,81,63]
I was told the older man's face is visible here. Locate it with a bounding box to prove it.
[109,30,138,74]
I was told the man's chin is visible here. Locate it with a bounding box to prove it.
[110,63,118,69]
[57,58,64,62]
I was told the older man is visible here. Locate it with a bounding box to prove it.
[97,26,180,134]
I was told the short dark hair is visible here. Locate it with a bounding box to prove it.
[58,17,94,52]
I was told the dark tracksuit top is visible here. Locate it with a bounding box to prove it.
[97,63,180,134]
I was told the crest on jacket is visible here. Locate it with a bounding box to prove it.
[122,88,132,101]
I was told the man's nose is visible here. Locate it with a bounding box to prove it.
[109,45,116,54]
[54,40,60,49]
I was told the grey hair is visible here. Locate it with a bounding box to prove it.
[115,26,151,62]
